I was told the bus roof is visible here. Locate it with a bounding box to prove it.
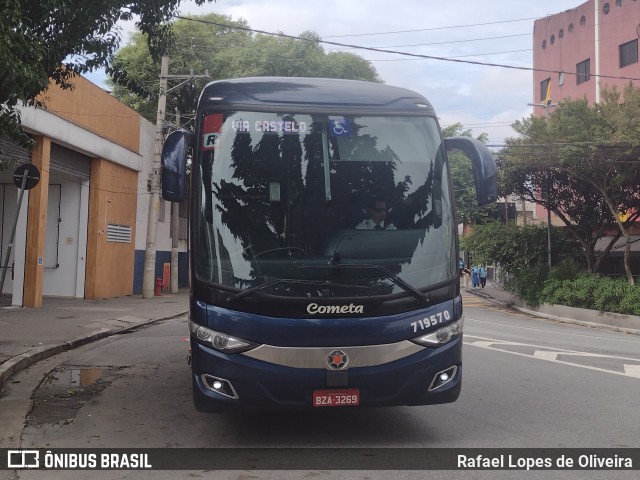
[198,77,435,115]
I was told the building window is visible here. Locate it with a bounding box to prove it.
[559,29,564,39]
[616,0,622,7]
[620,39,638,68]
[580,15,587,26]
[576,59,591,84]
[568,23,574,33]
[603,2,611,14]
[540,78,551,101]
[559,71,565,86]
[542,39,547,49]
[550,34,556,45]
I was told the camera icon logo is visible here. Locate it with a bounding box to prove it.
[7,450,40,468]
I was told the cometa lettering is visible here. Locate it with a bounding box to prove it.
[307,303,364,314]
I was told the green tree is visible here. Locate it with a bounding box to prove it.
[109,18,380,124]
[500,113,622,274]
[0,0,217,150]
[550,86,640,284]
[461,221,581,303]
[501,85,640,282]
[109,13,253,124]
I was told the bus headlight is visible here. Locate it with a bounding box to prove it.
[189,321,257,353]
[411,317,464,346]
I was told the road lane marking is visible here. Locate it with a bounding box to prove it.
[465,334,640,361]
[624,364,640,378]
[466,316,640,345]
[464,334,640,380]
[533,351,558,361]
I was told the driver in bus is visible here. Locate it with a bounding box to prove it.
[355,197,397,230]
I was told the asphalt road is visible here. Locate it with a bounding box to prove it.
[2,292,639,480]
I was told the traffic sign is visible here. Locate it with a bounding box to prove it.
[13,163,41,190]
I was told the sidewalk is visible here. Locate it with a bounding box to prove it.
[0,290,189,389]
[463,282,518,307]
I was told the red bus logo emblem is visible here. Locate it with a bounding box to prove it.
[327,350,348,370]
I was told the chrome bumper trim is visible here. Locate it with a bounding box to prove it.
[242,341,426,369]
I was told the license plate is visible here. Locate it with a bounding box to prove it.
[312,389,360,407]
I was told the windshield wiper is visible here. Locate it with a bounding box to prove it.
[303,262,430,305]
[227,278,329,302]
[228,265,429,304]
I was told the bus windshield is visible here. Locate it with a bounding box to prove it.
[195,111,456,303]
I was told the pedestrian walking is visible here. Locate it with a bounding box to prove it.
[462,264,471,288]
[471,265,480,288]
[480,265,487,288]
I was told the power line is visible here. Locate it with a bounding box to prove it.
[173,40,533,64]
[322,17,539,38]
[173,16,640,83]
[364,48,534,60]
[332,33,531,50]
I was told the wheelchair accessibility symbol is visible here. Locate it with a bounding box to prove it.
[329,117,351,136]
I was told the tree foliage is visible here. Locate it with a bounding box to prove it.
[0,0,217,148]
[461,221,581,303]
[501,111,619,273]
[109,13,253,124]
[460,222,579,272]
[500,84,640,283]
[108,15,381,125]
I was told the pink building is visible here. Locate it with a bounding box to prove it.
[533,0,640,109]
[533,0,640,275]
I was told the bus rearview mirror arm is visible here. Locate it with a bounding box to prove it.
[444,136,497,207]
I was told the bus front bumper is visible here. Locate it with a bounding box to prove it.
[189,336,462,412]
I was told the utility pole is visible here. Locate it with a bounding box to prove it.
[528,99,556,268]
[143,56,209,297]
[170,111,181,294]
[142,55,169,298]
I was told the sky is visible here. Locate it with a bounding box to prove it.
[85,0,583,145]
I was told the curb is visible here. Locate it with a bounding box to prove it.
[465,287,514,308]
[510,305,640,336]
[465,289,640,336]
[0,310,187,390]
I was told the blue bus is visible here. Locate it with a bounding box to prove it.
[161,77,496,411]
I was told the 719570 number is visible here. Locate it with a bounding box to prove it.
[411,310,451,333]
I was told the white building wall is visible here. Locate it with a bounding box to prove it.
[0,179,21,295]
[42,175,83,296]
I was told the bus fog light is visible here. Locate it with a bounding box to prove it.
[429,366,457,391]
[201,374,239,399]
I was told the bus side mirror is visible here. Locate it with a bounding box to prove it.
[161,129,192,202]
[444,136,497,207]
